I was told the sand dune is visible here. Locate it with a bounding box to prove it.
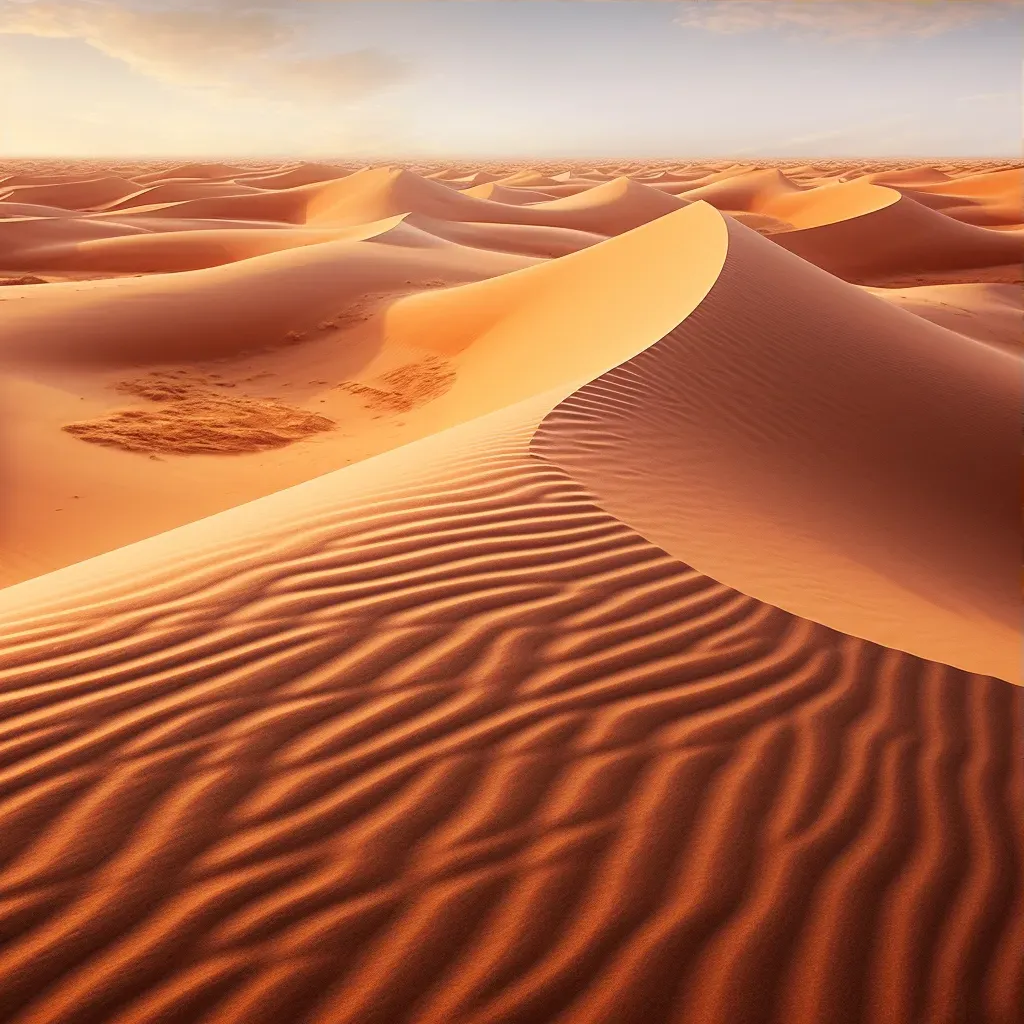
[526,177,690,234]
[495,170,566,188]
[0,171,91,188]
[757,178,896,228]
[0,202,79,220]
[234,163,354,190]
[0,158,1021,1024]
[403,215,604,259]
[297,169,691,240]
[769,189,1024,283]
[378,201,1022,679]
[0,215,152,266]
[0,230,479,366]
[906,168,1024,228]
[97,181,269,213]
[88,186,323,226]
[0,176,140,211]
[0,227,535,581]
[462,182,557,205]
[670,167,805,210]
[865,166,953,187]
[517,183,594,198]
[0,217,419,275]
[532,211,1019,681]
[451,172,503,186]
[131,162,243,184]
[96,168,631,237]
[918,166,1023,200]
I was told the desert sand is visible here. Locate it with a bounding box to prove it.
[0,157,1021,1024]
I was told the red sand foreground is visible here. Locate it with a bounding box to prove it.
[0,158,1021,1024]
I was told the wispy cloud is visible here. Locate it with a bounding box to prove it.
[673,1,1016,40]
[0,0,412,102]
[732,112,918,155]
[954,90,1020,104]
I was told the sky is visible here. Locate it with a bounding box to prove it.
[0,0,1021,158]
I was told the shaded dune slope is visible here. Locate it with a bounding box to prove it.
[462,183,557,205]
[0,227,530,368]
[234,164,353,190]
[387,205,1019,681]
[131,163,242,184]
[402,216,605,259]
[97,182,269,213]
[0,216,416,275]
[533,213,1020,682]
[770,189,1024,282]
[0,177,139,211]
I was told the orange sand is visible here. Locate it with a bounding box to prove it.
[0,157,1021,1024]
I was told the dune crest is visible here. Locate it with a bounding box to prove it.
[532,211,1020,681]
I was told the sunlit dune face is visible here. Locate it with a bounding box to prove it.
[0,155,1019,594]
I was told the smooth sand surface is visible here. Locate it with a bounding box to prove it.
[462,182,562,205]
[0,157,1021,1024]
[868,281,1023,353]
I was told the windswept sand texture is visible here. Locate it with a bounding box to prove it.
[0,158,1021,1024]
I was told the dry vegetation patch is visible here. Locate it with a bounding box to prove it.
[63,372,334,455]
[335,355,456,413]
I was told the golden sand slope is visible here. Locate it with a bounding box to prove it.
[0,231,534,585]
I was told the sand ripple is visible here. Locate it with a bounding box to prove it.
[0,400,1020,1024]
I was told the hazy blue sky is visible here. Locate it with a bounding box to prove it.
[0,0,1020,157]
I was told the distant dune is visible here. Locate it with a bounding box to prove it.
[0,156,1020,1024]
[0,175,140,210]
